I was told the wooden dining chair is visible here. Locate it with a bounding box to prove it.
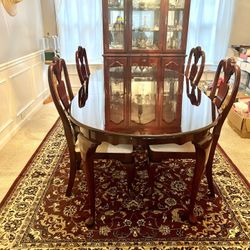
[148,57,241,197]
[48,57,81,197]
[75,46,90,82]
[185,46,206,85]
[205,57,241,196]
[48,57,135,200]
[75,46,90,107]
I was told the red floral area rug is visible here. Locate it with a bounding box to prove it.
[0,120,250,249]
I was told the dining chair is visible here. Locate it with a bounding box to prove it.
[148,57,241,197]
[75,46,90,107]
[48,57,81,197]
[185,46,206,85]
[75,46,90,82]
[48,57,135,199]
[186,80,202,106]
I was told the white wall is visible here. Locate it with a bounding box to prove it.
[230,0,250,45]
[0,0,44,64]
[40,0,57,36]
[0,0,48,149]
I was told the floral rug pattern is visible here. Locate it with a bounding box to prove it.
[0,121,249,249]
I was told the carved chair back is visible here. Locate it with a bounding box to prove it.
[185,46,205,85]
[75,46,90,107]
[209,57,241,133]
[75,46,90,83]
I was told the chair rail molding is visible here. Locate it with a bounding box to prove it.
[0,50,43,72]
[0,50,49,150]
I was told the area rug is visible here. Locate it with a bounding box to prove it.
[0,120,249,250]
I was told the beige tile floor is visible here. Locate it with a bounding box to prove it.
[0,102,249,202]
[0,103,58,202]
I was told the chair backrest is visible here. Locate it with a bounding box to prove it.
[186,78,201,106]
[75,46,90,84]
[210,57,241,133]
[48,57,77,147]
[48,57,74,113]
[185,46,205,85]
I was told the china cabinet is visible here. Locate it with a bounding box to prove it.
[103,0,190,53]
[102,0,190,130]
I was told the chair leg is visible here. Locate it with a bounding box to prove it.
[66,150,79,197]
[205,144,217,198]
[76,151,82,170]
[126,164,135,191]
[205,136,220,198]
[66,156,77,197]
[206,158,215,197]
[147,161,156,196]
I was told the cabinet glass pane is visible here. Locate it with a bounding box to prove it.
[132,0,161,50]
[131,65,157,124]
[108,0,125,50]
[163,70,179,122]
[109,65,124,123]
[166,0,185,50]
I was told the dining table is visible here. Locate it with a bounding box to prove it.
[69,67,218,226]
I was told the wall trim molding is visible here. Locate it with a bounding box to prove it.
[0,50,48,150]
[9,66,31,79]
[0,50,43,72]
[0,79,7,86]
[36,89,47,99]
[0,102,44,151]
[0,119,13,134]
[16,100,35,117]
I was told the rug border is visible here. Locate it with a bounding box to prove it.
[217,143,250,189]
[0,117,60,209]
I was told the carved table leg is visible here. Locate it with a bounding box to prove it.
[77,133,98,227]
[188,135,212,223]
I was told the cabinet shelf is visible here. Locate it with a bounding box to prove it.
[108,7,124,11]
[133,7,160,11]
[132,28,160,32]
[169,7,185,11]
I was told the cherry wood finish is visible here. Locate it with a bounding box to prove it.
[102,0,190,54]
[75,46,90,80]
[48,58,135,228]
[148,58,241,223]
[75,46,90,108]
[102,0,191,87]
[206,57,241,196]
[185,46,206,85]
[48,58,81,197]
[69,68,219,226]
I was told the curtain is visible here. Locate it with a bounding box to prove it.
[54,0,235,66]
[54,0,103,64]
[186,0,235,66]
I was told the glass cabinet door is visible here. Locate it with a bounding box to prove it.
[130,65,157,124]
[166,0,185,50]
[109,64,125,124]
[108,0,125,50]
[132,0,161,50]
[162,69,179,123]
